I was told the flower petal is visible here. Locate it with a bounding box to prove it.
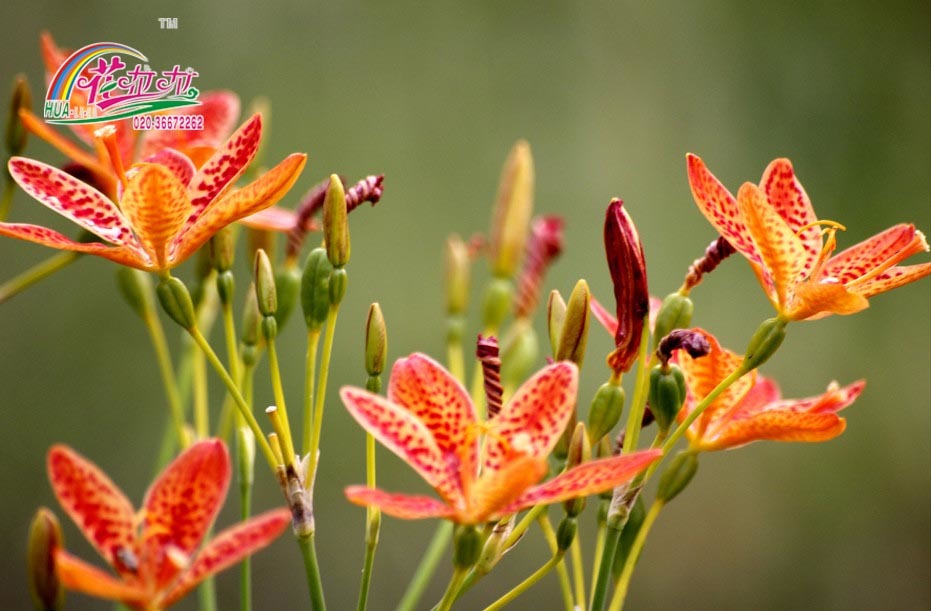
[120,163,191,269]
[464,455,548,524]
[759,158,822,276]
[589,296,619,337]
[699,411,847,451]
[171,153,306,264]
[789,281,869,320]
[161,507,290,608]
[138,90,241,161]
[8,157,135,246]
[47,445,136,573]
[345,486,456,520]
[140,148,196,188]
[484,361,578,475]
[341,387,464,507]
[140,439,230,588]
[852,262,931,299]
[0,223,147,268]
[822,224,929,286]
[186,113,262,218]
[506,450,662,513]
[54,549,148,606]
[17,110,113,186]
[239,205,298,232]
[759,380,865,416]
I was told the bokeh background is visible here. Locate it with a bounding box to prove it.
[0,1,928,610]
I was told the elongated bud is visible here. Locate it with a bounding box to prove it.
[587,381,626,443]
[254,249,277,317]
[241,286,261,349]
[656,451,699,502]
[652,292,694,348]
[27,507,64,611]
[274,264,301,328]
[482,277,512,331]
[477,335,503,418]
[365,303,387,377]
[500,324,539,394]
[649,364,687,432]
[547,290,566,356]
[604,199,648,374]
[7,75,31,156]
[237,426,256,488]
[157,276,196,330]
[301,248,332,332]
[742,317,788,372]
[210,226,235,272]
[115,267,153,319]
[323,174,350,267]
[489,140,534,278]
[563,423,591,517]
[514,215,564,318]
[556,279,590,367]
[453,524,482,568]
[556,517,577,551]
[445,234,471,316]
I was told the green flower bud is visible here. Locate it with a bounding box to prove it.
[329,267,347,306]
[481,277,512,332]
[115,267,153,319]
[27,507,64,611]
[365,303,388,377]
[587,381,626,443]
[556,279,590,368]
[253,249,277,317]
[648,364,687,432]
[157,276,196,330]
[301,248,333,332]
[556,517,577,551]
[656,451,699,503]
[547,289,566,356]
[563,423,591,517]
[652,292,694,349]
[210,226,235,273]
[261,315,278,341]
[274,264,301,328]
[743,317,788,372]
[6,75,31,157]
[236,426,256,488]
[453,524,482,569]
[445,234,470,316]
[240,286,261,349]
[323,174,350,267]
[216,270,235,306]
[489,140,534,279]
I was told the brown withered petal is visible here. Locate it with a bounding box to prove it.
[682,236,736,291]
[476,335,503,418]
[514,215,564,318]
[604,199,649,374]
[657,329,712,364]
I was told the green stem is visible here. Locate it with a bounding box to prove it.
[397,521,453,611]
[297,533,327,611]
[537,515,574,611]
[266,338,297,463]
[660,366,746,457]
[447,330,464,383]
[436,566,469,611]
[483,553,566,611]
[303,330,321,453]
[306,304,340,491]
[0,175,15,221]
[197,575,217,611]
[571,534,586,609]
[193,346,208,439]
[141,310,187,449]
[357,376,382,611]
[0,250,80,304]
[590,507,607,598]
[608,500,664,611]
[621,322,653,454]
[589,523,620,611]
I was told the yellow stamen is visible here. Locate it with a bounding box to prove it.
[95,125,128,191]
[798,219,846,280]
[794,219,846,238]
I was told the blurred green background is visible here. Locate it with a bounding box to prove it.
[0,1,928,610]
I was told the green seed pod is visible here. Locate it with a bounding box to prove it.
[648,364,687,432]
[587,381,626,444]
[453,524,482,569]
[563,422,591,517]
[556,517,578,552]
[556,279,590,368]
[6,75,31,156]
[329,267,347,306]
[743,317,788,372]
[656,451,699,503]
[481,277,512,332]
[547,289,566,356]
[365,303,388,377]
[115,267,153,320]
[156,276,196,330]
[652,292,694,349]
[323,174,350,267]
[489,140,534,279]
[216,270,235,306]
[301,248,333,332]
[27,507,64,611]
[274,264,301,328]
[445,234,470,316]
[253,249,277,317]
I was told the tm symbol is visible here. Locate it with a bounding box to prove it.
[159,18,178,29]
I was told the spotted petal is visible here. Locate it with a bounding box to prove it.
[789,281,869,320]
[822,224,929,286]
[47,445,136,573]
[465,455,548,523]
[0,223,145,268]
[345,486,456,520]
[141,149,196,188]
[698,411,847,451]
[759,158,821,274]
[120,163,191,269]
[54,550,148,606]
[138,91,241,161]
[852,262,931,299]
[186,113,262,218]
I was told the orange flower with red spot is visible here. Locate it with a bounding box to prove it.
[676,329,865,451]
[341,353,661,524]
[47,439,290,610]
[687,154,931,321]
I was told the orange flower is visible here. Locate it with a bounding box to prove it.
[341,353,661,524]
[47,440,290,610]
[676,329,865,451]
[687,154,931,321]
[1,114,306,271]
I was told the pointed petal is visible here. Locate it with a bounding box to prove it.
[345,486,456,520]
[47,445,136,572]
[388,353,478,482]
[54,549,148,606]
[465,455,548,524]
[823,225,930,285]
[140,439,230,588]
[760,380,865,416]
[759,158,822,276]
[506,450,662,513]
[484,362,578,475]
[853,262,931,299]
[8,157,135,246]
[186,113,262,218]
[789,281,869,320]
[120,163,191,269]
[40,31,69,76]
[700,411,847,451]
[590,295,618,337]
[161,507,289,607]
[738,182,808,309]
[239,205,298,232]
[141,148,196,188]
[17,110,112,183]
[138,91,241,160]
[0,223,148,268]
[171,153,306,264]
[686,154,764,267]
[340,387,464,507]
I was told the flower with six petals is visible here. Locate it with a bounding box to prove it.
[47,439,290,610]
[687,154,931,321]
[341,353,661,524]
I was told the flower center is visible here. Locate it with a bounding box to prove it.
[795,219,846,280]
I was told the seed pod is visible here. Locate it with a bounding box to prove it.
[648,364,687,432]
[453,524,482,568]
[656,451,699,502]
[587,381,626,443]
[743,317,788,372]
[301,248,332,332]
[157,276,196,330]
[652,292,694,349]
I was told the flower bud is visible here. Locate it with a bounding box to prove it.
[556,279,590,368]
[547,289,566,356]
[587,381,626,443]
[489,140,534,279]
[742,317,788,372]
[6,75,31,156]
[453,524,482,568]
[274,264,302,328]
[115,267,153,320]
[27,507,64,611]
[329,267,347,306]
[365,303,387,377]
[210,226,235,273]
[656,451,699,502]
[236,426,256,488]
[254,249,277,317]
[301,248,332,332]
[556,517,577,551]
[216,270,235,306]
[445,234,471,316]
[157,276,196,330]
[240,285,261,349]
[652,292,694,349]
[323,174,350,268]
[481,277,512,332]
[648,364,687,432]
[604,199,648,374]
[563,423,591,517]
[477,335,504,418]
